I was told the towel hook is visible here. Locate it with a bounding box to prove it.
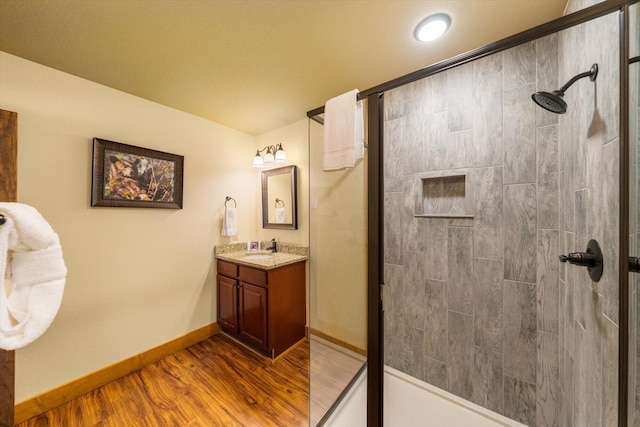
[275,198,285,208]
[0,214,5,225]
[225,196,237,208]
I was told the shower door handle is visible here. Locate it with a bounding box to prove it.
[559,239,603,282]
[629,257,640,273]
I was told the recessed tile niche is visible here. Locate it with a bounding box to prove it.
[416,169,474,218]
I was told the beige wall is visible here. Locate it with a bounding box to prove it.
[308,119,367,350]
[254,118,309,246]
[0,52,313,402]
[254,119,311,327]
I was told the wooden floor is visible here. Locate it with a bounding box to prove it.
[309,336,366,425]
[17,334,309,427]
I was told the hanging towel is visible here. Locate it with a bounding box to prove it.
[323,89,365,171]
[221,206,237,236]
[275,207,286,224]
[0,202,67,350]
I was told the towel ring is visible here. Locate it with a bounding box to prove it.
[0,214,5,225]
[275,198,285,208]
[225,196,237,208]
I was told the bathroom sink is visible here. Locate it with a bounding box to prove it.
[243,253,273,260]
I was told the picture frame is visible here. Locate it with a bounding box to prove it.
[91,138,184,209]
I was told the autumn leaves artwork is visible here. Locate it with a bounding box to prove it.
[104,150,175,202]
[92,138,184,209]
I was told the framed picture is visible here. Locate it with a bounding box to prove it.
[91,138,184,209]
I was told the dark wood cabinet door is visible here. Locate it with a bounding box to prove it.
[217,275,238,333]
[238,282,268,350]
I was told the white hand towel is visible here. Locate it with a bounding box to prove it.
[275,207,286,224]
[323,89,365,171]
[221,206,237,236]
[354,99,364,160]
[0,202,67,350]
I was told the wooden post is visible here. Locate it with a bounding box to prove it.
[0,109,18,427]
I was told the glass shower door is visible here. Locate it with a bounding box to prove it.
[308,114,368,425]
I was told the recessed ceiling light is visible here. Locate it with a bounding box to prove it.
[414,13,451,42]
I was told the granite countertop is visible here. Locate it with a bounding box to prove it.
[215,242,308,270]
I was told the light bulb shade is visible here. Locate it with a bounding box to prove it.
[264,150,275,163]
[414,13,451,42]
[252,151,264,167]
[275,144,286,162]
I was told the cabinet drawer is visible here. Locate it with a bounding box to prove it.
[239,265,267,287]
[217,260,238,278]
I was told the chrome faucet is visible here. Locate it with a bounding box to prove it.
[266,238,277,253]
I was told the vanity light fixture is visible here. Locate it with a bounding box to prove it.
[414,13,451,42]
[252,143,287,167]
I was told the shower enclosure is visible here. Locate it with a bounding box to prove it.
[308,0,637,425]
[382,6,620,424]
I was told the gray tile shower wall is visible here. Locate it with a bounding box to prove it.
[383,6,620,426]
[558,6,620,427]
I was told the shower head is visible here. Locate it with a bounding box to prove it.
[531,63,598,114]
[532,90,567,114]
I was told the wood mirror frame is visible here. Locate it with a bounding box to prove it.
[261,165,297,230]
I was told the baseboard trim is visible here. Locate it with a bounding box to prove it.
[308,328,366,356]
[14,322,221,425]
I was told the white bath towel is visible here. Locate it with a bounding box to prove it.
[323,89,365,171]
[275,207,286,224]
[221,206,237,236]
[0,202,67,350]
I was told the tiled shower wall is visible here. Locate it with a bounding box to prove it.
[557,9,620,427]
[383,7,620,427]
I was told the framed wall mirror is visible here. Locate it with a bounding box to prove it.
[261,165,297,229]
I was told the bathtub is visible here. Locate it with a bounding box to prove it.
[324,366,527,427]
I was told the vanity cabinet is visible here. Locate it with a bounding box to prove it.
[217,275,239,332]
[216,258,306,358]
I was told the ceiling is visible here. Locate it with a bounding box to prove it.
[0,0,568,136]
